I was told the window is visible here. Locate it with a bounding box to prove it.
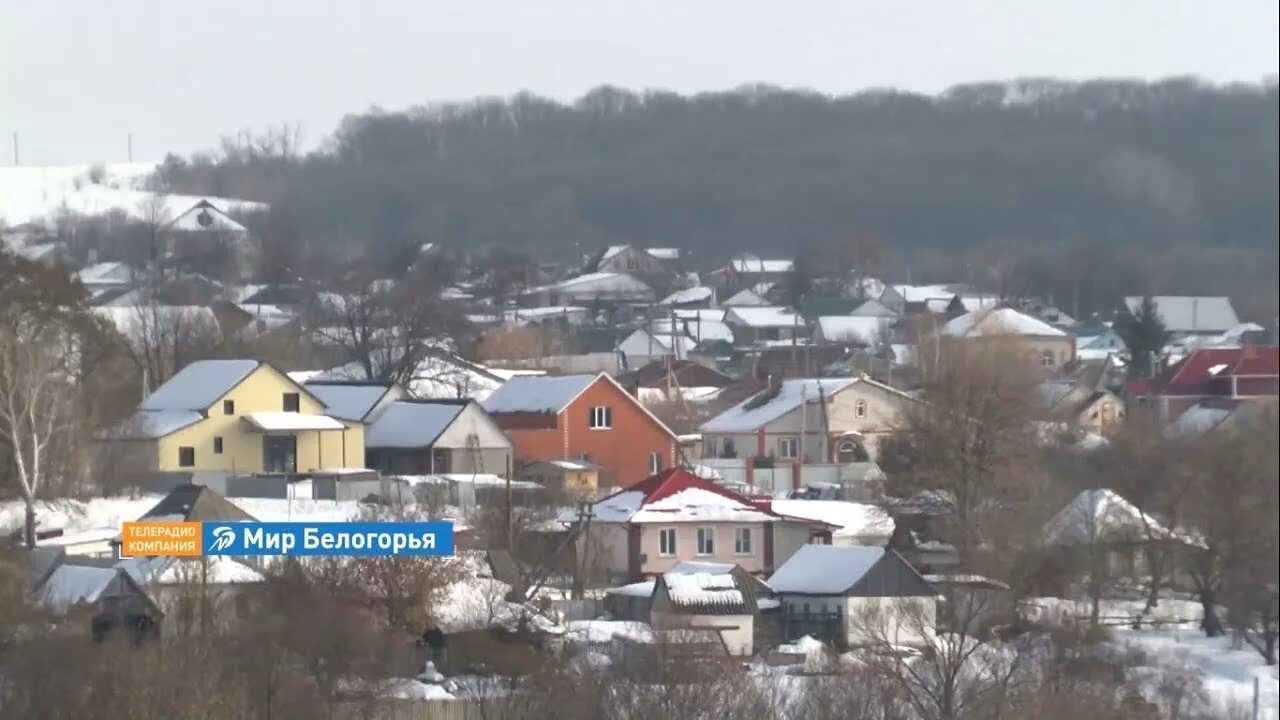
[213,437,223,454]
[223,399,235,415]
[659,528,677,557]
[588,405,612,429]
[1040,350,1055,368]
[734,527,753,555]
[721,438,737,458]
[649,451,662,474]
[696,527,715,556]
[854,399,868,419]
[282,392,300,412]
[178,446,195,467]
[778,436,800,459]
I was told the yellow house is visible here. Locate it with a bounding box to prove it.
[100,359,364,474]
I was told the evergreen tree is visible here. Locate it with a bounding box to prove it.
[1116,295,1169,378]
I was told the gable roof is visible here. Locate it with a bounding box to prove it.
[659,286,714,306]
[942,307,1067,338]
[767,545,933,597]
[139,485,256,523]
[164,199,249,234]
[305,381,398,422]
[481,374,598,414]
[365,401,468,448]
[700,378,855,433]
[1138,347,1275,397]
[139,359,262,411]
[590,467,780,524]
[1124,296,1240,334]
[1164,403,1233,439]
[815,316,890,345]
[35,564,159,615]
[1043,488,1179,546]
[655,568,757,615]
[725,306,804,328]
[850,298,898,318]
[722,288,769,307]
[615,359,734,390]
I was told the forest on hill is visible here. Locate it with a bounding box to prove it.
[155,78,1279,314]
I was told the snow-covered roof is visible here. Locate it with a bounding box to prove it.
[589,467,780,524]
[365,401,466,448]
[721,288,769,307]
[659,286,713,306]
[529,272,653,298]
[35,565,122,611]
[647,248,680,260]
[243,412,345,432]
[606,580,656,598]
[725,306,804,329]
[662,572,745,609]
[164,200,248,234]
[1043,488,1176,546]
[94,305,220,340]
[728,257,793,274]
[0,162,267,229]
[767,545,887,595]
[701,378,856,433]
[434,569,561,635]
[1164,404,1232,439]
[942,307,1067,338]
[481,374,596,414]
[1124,296,1240,334]
[314,353,506,402]
[816,316,890,345]
[850,298,898,318]
[564,620,655,645]
[140,359,261,411]
[76,261,134,286]
[118,555,265,585]
[888,284,964,303]
[769,500,894,540]
[304,383,395,422]
[99,409,204,439]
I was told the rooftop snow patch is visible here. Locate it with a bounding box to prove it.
[816,316,890,344]
[942,308,1066,338]
[304,383,395,422]
[725,306,803,328]
[243,412,344,432]
[770,500,894,540]
[1043,488,1182,546]
[660,286,713,306]
[140,359,261,411]
[700,378,855,433]
[365,401,466,448]
[767,544,886,595]
[662,572,744,608]
[481,374,596,414]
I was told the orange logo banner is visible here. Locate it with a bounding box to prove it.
[120,521,203,557]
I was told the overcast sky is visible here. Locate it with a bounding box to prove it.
[2,0,1277,165]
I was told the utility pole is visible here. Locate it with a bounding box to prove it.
[127,133,133,162]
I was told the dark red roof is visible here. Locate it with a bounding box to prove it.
[1142,348,1244,397]
[605,466,781,515]
[1226,347,1279,377]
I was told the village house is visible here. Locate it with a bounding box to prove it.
[658,285,716,309]
[649,563,765,656]
[767,544,937,648]
[97,360,362,475]
[594,245,681,288]
[721,287,771,307]
[364,399,513,477]
[724,306,806,347]
[520,272,655,308]
[481,373,678,488]
[162,199,258,281]
[615,327,698,369]
[29,550,163,643]
[582,467,832,582]
[1130,346,1279,420]
[941,307,1076,370]
[706,255,794,293]
[1122,296,1241,338]
[699,375,919,479]
[517,459,601,500]
[615,359,734,405]
[812,315,892,347]
[1034,381,1126,435]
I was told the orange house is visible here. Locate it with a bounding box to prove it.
[481,373,677,490]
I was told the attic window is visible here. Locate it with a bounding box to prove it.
[223,399,235,415]
[196,209,214,228]
[854,399,868,419]
[282,393,300,412]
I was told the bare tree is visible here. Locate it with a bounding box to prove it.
[117,297,225,392]
[0,252,103,546]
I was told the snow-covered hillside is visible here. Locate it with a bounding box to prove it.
[0,162,266,228]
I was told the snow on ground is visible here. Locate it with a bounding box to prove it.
[0,162,267,228]
[1116,627,1279,719]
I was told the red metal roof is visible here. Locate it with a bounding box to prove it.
[609,466,782,515]
[1226,346,1279,377]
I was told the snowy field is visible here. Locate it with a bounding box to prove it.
[0,162,266,228]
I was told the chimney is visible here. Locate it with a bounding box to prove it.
[768,372,782,393]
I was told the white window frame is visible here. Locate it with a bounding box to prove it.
[854,399,868,419]
[778,436,800,459]
[696,527,715,556]
[649,451,662,474]
[734,527,753,555]
[658,528,677,557]
[1040,350,1055,368]
[589,405,613,429]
